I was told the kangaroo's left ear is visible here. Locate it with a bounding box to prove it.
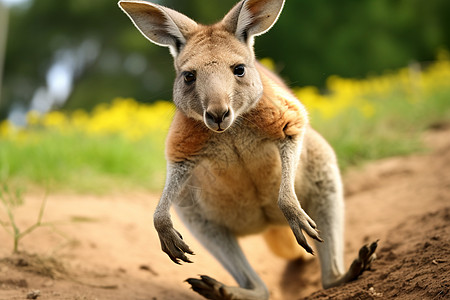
[222,0,285,45]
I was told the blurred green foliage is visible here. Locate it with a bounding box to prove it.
[1,0,449,119]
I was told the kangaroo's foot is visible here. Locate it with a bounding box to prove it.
[186,276,228,300]
[186,275,267,300]
[325,240,378,289]
[347,240,378,280]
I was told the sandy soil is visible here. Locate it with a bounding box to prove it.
[0,126,449,300]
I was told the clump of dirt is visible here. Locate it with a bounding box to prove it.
[0,279,28,289]
[305,207,450,300]
[1,252,67,280]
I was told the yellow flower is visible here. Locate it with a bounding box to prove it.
[42,111,68,131]
[0,120,14,137]
[26,110,41,126]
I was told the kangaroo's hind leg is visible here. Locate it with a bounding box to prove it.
[174,202,269,300]
[305,160,377,289]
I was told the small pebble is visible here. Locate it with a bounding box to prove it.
[26,290,40,299]
[368,286,383,297]
[432,258,446,265]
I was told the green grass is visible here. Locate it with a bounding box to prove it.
[312,86,450,170]
[0,131,167,194]
[0,184,46,253]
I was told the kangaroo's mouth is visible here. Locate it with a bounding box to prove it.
[204,122,229,133]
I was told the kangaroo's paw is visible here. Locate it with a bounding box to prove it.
[157,227,194,264]
[186,276,231,300]
[346,240,379,282]
[288,208,324,254]
[186,275,267,300]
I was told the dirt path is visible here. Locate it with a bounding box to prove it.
[0,126,449,300]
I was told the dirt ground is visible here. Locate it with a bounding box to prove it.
[0,125,449,300]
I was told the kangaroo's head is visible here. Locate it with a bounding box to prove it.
[119,0,285,133]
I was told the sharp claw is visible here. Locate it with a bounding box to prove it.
[370,240,379,253]
[303,223,323,243]
[308,219,317,229]
[169,250,193,264]
[315,234,324,243]
[186,278,208,290]
[167,249,185,265]
[292,225,316,254]
[200,275,216,285]
[185,278,198,285]
[309,228,324,242]
[181,245,194,255]
[182,255,193,263]
[299,238,314,254]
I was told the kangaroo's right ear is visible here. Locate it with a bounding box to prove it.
[222,0,285,46]
[118,0,198,57]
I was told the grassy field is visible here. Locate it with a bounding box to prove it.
[299,54,450,169]
[1,52,449,194]
[0,101,174,193]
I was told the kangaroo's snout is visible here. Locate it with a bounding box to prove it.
[204,105,234,133]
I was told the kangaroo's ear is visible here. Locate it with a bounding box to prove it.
[222,0,285,45]
[118,0,198,57]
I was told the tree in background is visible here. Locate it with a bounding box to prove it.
[1,0,449,122]
[1,0,175,122]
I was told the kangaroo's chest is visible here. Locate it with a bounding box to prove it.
[188,127,287,235]
[168,90,308,234]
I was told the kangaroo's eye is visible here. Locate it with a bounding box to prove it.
[233,64,245,77]
[183,71,196,84]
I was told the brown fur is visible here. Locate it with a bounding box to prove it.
[245,64,308,139]
[166,112,211,163]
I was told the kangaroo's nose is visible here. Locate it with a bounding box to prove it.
[204,106,233,132]
[205,107,230,125]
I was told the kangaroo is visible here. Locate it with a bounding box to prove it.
[119,1,377,299]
